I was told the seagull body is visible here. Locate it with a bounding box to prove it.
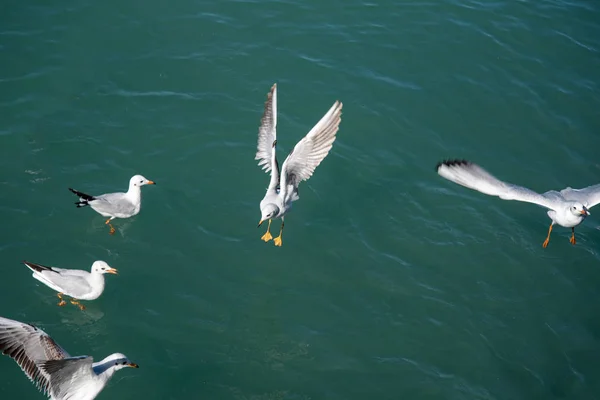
[0,316,138,400]
[24,260,117,310]
[436,159,599,247]
[255,83,343,246]
[69,175,155,235]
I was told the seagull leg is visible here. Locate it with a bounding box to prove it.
[542,223,553,248]
[70,298,86,311]
[273,219,284,247]
[57,293,66,307]
[105,218,116,235]
[261,219,273,242]
[570,227,576,245]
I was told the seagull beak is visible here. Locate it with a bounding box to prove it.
[582,207,590,216]
[147,180,156,185]
[126,362,139,368]
[106,268,118,275]
[257,219,264,228]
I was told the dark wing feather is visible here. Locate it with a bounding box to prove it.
[0,316,69,396]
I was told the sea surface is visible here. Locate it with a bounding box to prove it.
[1,0,600,399]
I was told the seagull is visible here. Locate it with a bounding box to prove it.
[23,260,117,311]
[69,175,155,235]
[436,159,600,247]
[255,83,343,246]
[0,315,138,400]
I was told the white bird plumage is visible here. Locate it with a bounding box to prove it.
[69,175,156,235]
[255,83,343,246]
[0,316,138,400]
[24,260,118,310]
[436,159,600,247]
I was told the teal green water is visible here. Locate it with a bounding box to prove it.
[1,0,600,399]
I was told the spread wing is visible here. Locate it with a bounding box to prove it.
[436,159,560,210]
[39,356,95,399]
[0,316,70,396]
[561,184,600,209]
[255,83,279,191]
[280,100,343,203]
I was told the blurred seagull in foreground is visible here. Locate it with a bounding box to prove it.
[0,315,138,400]
[255,83,343,246]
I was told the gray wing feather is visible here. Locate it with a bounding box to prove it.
[436,160,560,210]
[255,83,278,174]
[39,273,92,298]
[57,269,91,278]
[561,184,600,209]
[40,356,94,399]
[0,316,69,396]
[280,100,343,203]
[90,193,136,215]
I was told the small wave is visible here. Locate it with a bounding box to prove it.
[107,89,202,100]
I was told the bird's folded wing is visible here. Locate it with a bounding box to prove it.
[42,274,93,298]
[561,184,600,209]
[280,100,343,201]
[436,160,559,210]
[91,193,136,214]
[0,316,69,396]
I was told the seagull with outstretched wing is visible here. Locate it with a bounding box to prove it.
[436,159,600,247]
[0,316,138,400]
[255,84,343,246]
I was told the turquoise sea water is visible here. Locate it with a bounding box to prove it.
[1,0,600,399]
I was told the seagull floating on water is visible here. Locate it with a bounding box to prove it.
[0,315,138,400]
[255,83,343,246]
[69,175,155,235]
[436,159,600,247]
[23,260,117,311]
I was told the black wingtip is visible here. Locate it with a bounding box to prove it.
[23,261,49,273]
[435,159,472,171]
[69,188,95,202]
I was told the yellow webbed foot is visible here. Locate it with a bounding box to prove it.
[70,299,86,310]
[570,236,576,245]
[261,231,273,242]
[108,225,116,235]
[273,236,282,247]
[542,223,553,249]
[57,300,67,307]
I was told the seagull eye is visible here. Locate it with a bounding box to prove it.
[140,180,143,183]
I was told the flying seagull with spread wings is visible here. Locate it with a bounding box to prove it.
[69,175,155,235]
[0,316,138,400]
[436,159,600,247]
[255,83,343,246]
